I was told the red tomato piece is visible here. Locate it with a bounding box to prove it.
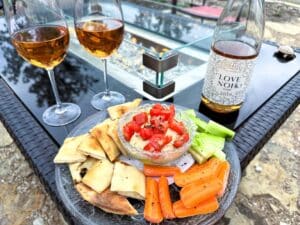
[144,143,156,152]
[153,120,168,135]
[164,135,173,145]
[123,124,134,141]
[128,121,141,133]
[150,116,162,127]
[150,103,169,117]
[173,132,189,148]
[169,120,185,135]
[160,109,171,120]
[169,104,175,121]
[152,103,164,110]
[173,139,184,148]
[139,127,153,140]
[147,134,164,152]
[181,133,190,142]
[133,112,148,125]
[150,108,162,117]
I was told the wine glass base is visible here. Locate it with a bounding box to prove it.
[91,91,125,110]
[42,103,81,127]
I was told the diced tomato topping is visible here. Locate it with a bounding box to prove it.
[181,133,190,142]
[152,103,164,110]
[145,134,173,152]
[144,143,156,152]
[173,132,189,148]
[152,120,168,135]
[150,103,164,116]
[123,124,134,141]
[159,109,170,120]
[127,121,141,133]
[150,116,162,127]
[124,103,188,152]
[169,104,175,120]
[123,121,141,141]
[133,112,148,126]
[169,120,185,135]
[144,139,161,152]
[150,107,161,117]
[173,139,184,148]
[139,127,153,140]
[164,135,173,145]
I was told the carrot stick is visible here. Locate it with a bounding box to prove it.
[174,158,223,187]
[180,177,222,208]
[144,177,163,223]
[144,165,181,177]
[217,161,230,197]
[173,198,219,218]
[185,163,206,173]
[158,176,176,219]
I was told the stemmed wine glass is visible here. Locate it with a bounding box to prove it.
[74,0,125,110]
[3,0,81,126]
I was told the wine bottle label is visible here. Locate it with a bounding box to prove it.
[202,50,256,106]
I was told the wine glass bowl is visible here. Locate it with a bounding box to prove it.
[75,19,124,58]
[3,0,81,126]
[11,25,69,70]
[74,0,126,110]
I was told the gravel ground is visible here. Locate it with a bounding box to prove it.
[0,1,299,225]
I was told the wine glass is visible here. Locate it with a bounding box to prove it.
[3,0,81,126]
[74,0,125,110]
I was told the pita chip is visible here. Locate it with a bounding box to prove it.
[54,135,87,164]
[77,134,106,159]
[76,183,138,215]
[107,98,142,120]
[69,157,98,183]
[82,159,114,193]
[110,162,145,200]
[107,119,127,156]
[90,120,120,161]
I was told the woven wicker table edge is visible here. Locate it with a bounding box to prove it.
[233,72,300,168]
[0,80,77,225]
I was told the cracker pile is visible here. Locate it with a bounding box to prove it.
[54,99,145,215]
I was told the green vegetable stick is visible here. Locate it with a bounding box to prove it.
[206,120,235,139]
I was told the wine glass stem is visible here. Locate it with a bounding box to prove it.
[47,69,62,108]
[103,59,110,96]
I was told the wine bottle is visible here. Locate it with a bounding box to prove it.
[202,0,265,113]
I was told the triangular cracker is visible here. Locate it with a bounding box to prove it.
[107,119,127,156]
[69,157,98,183]
[76,183,138,215]
[54,135,87,164]
[77,134,106,159]
[82,159,114,193]
[107,98,142,120]
[110,162,145,200]
[90,120,120,161]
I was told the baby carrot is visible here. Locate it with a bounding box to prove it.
[174,158,223,187]
[158,176,176,219]
[217,161,230,197]
[144,177,163,223]
[180,177,222,208]
[173,197,219,218]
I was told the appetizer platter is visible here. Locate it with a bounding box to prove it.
[55,99,241,225]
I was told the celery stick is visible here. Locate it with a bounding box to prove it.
[206,120,235,139]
